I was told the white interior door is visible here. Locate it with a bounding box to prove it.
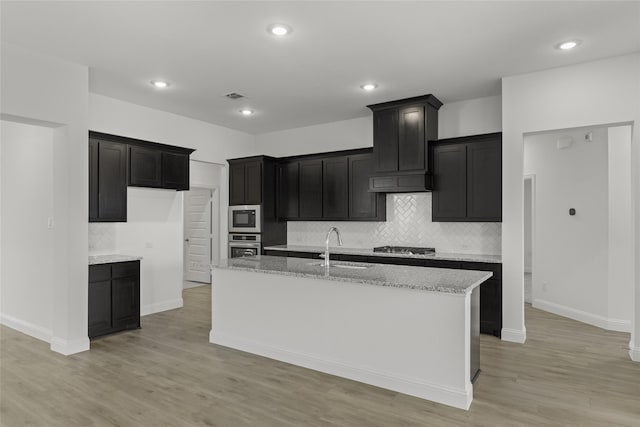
[184,188,212,283]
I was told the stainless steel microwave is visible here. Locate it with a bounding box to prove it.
[228,205,261,233]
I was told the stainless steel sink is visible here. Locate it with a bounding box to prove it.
[306,261,372,270]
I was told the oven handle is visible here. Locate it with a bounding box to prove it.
[229,243,261,248]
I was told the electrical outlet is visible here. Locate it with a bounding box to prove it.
[542,281,548,292]
[47,217,55,229]
[145,242,153,249]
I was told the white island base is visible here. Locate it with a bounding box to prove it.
[210,267,481,410]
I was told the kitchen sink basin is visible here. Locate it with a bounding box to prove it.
[306,261,372,270]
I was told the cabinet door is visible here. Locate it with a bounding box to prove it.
[432,143,467,221]
[398,105,425,171]
[112,275,140,330]
[467,138,502,221]
[373,109,398,172]
[348,153,378,219]
[88,279,112,338]
[479,279,502,337]
[299,159,323,219]
[229,163,246,205]
[323,157,349,219]
[244,161,262,205]
[277,162,299,219]
[129,146,162,187]
[89,139,99,221]
[98,141,128,221]
[162,152,190,190]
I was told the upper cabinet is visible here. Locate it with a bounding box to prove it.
[229,158,266,206]
[272,149,386,222]
[89,138,127,222]
[367,95,442,193]
[431,133,502,222]
[89,131,195,222]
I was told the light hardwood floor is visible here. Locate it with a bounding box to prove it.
[1,286,639,426]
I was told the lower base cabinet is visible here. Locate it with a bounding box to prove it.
[88,261,140,339]
[263,250,502,337]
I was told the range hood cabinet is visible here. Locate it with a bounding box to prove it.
[367,94,442,193]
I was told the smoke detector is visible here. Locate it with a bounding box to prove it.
[224,92,245,100]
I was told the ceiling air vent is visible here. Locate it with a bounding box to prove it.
[224,92,245,100]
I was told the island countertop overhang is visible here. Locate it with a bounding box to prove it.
[213,255,492,295]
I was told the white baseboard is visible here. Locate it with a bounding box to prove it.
[50,336,90,356]
[0,312,52,343]
[630,341,640,362]
[501,328,527,343]
[183,281,210,290]
[210,330,472,410]
[533,299,631,332]
[141,298,183,316]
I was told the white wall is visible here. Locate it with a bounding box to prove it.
[608,126,634,332]
[88,94,255,314]
[0,121,55,341]
[502,53,640,348]
[256,96,502,157]
[438,95,502,139]
[0,42,89,355]
[524,127,613,328]
[116,188,184,315]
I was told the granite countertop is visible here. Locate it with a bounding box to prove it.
[263,244,502,264]
[89,254,143,265]
[213,255,492,295]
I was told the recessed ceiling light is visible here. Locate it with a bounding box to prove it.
[150,80,170,89]
[240,109,254,116]
[360,83,378,91]
[267,24,292,36]
[556,40,581,50]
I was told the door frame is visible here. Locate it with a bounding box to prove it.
[183,186,219,286]
[523,174,536,305]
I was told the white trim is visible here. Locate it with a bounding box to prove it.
[630,341,640,362]
[0,313,52,343]
[140,298,183,316]
[534,299,632,332]
[501,327,527,343]
[210,330,472,410]
[50,336,90,355]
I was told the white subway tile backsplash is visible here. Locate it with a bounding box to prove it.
[288,193,501,255]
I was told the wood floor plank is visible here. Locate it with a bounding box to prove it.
[1,285,639,426]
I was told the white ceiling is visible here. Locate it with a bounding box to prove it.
[2,1,639,134]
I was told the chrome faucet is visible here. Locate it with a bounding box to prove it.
[324,226,343,268]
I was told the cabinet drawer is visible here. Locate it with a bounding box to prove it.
[89,264,111,282]
[112,261,139,279]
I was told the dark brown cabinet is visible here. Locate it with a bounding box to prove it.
[432,133,502,222]
[129,146,162,188]
[323,157,349,219]
[299,159,323,219]
[274,149,385,222]
[277,162,299,219]
[367,95,442,193]
[161,151,190,190]
[88,261,140,339]
[229,159,263,206]
[349,153,384,219]
[89,138,127,223]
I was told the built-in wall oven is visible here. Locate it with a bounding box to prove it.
[228,233,261,258]
[228,205,261,233]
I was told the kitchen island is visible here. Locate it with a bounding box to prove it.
[210,256,492,410]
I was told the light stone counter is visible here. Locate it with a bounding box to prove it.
[215,255,491,294]
[89,254,143,265]
[263,244,501,264]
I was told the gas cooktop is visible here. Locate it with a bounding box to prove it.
[373,246,436,256]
